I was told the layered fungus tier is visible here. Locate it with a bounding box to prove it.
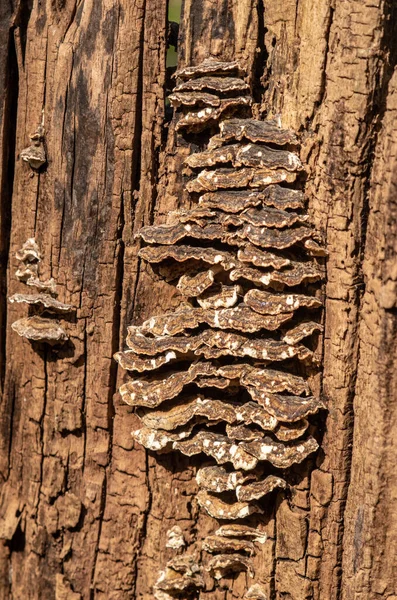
[115,58,326,595]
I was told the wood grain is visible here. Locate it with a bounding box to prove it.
[0,0,396,598]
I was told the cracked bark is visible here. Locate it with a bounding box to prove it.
[0,1,396,599]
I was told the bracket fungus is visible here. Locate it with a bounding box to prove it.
[15,238,42,263]
[11,316,68,345]
[174,76,250,95]
[215,524,267,544]
[207,553,255,579]
[9,293,74,314]
[10,239,74,346]
[154,555,204,598]
[116,59,326,593]
[202,535,255,555]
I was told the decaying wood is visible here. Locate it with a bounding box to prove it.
[0,1,396,599]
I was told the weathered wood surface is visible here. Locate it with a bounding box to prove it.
[0,1,396,599]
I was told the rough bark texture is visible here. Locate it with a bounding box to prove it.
[0,1,396,599]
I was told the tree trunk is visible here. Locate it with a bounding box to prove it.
[0,1,396,599]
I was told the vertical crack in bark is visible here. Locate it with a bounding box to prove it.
[131,450,153,600]
[314,6,334,116]
[335,5,397,598]
[293,0,300,35]
[356,0,397,282]
[89,474,107,600]
[4,382,16,484]
[33,36,49,235]
[36,347,49,518]
[125,2,147,331]
[145,19,165,231]
[58,51,75,266]
[108,192,125,437]
[60,1,77,44]
[13,0,33,67]
[252,0,267,103]
[33,172,41,234]
[130,5,146,211]
[269,510,277,598]
[82,323,88,475]
[0,30,18,396]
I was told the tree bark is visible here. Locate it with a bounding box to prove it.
[0,1,396,599]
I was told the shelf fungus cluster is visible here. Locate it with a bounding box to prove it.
[10,239,74,345]
[116,58,326,596]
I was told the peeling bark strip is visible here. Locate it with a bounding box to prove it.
[116,58,326,597]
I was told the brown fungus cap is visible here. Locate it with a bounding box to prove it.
[169,90,222,107]
[232,206,307,228]
[11,316,68,344]
[240,367,311,396]
[203,535,255,555]
[137,221,226,245]
[237,245,291,269]
[175,58,246,80]
[245,289,322,315]
[136,305,293,336]
[131,424,195,452]
[225,423,264,441]
[196,465,255,493]
[260,185,306,210]
[282,321,323,345]
[215,523,267,542]
[198,189,263,212]
[236,474,287,502]
[247,390,325,421]
[126,327,310,363]
[229,262,323,288]
[174,76,249,95]
[240,435,319,468]
[120,362,217,408]
[304,238,328,256]
[26,277,57,294]
[177,269,215,297]
[138,397,278,433]
[155,555,204,594]
[9,293,74,314]
[197,490,263,519]
[176,97,252,132]
[174,431,259,471]
[114,350,177,372]
[274,418,309,441]
[236,224,314,250]
[139,244,238,270]
[186,166,296,194]
[207,553,254,579]
[217,118,298,145]
[186,143,302,171]
[197,284,241,309]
